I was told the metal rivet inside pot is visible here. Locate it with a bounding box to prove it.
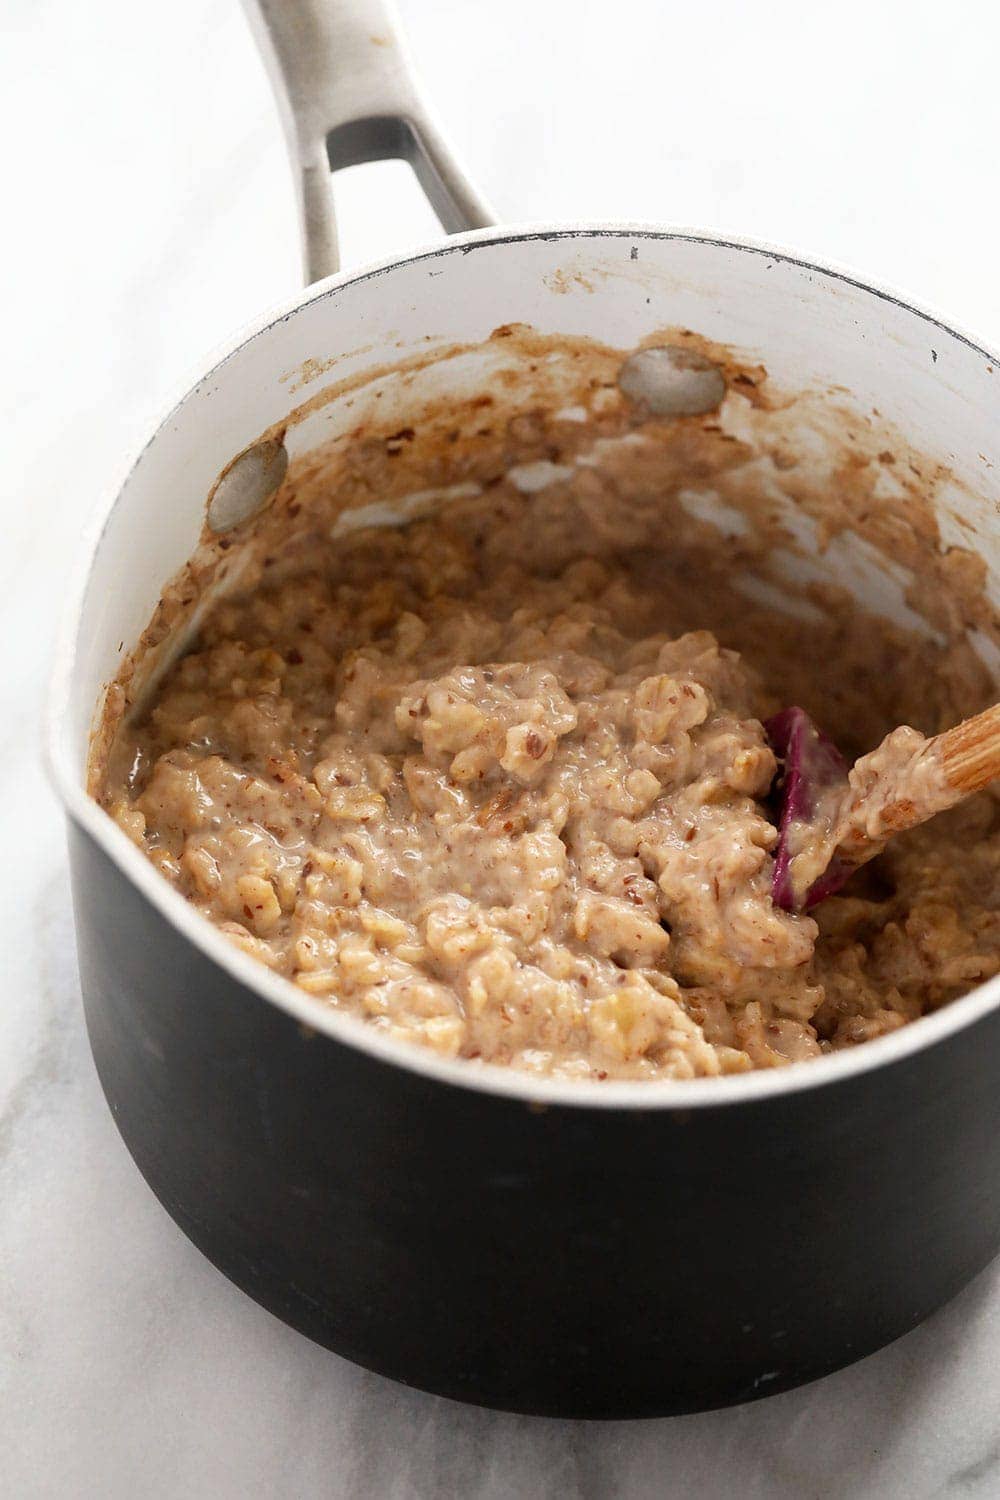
[618,345,726,417]
[206,437,288,533]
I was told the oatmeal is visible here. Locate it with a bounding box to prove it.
[96,484,999,1081]
[92,324,1000,1081]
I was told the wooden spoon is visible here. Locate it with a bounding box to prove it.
[766,703,1000,913]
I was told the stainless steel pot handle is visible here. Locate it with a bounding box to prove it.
[243,0,496,283]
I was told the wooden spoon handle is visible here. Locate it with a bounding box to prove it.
[833,704,999,872]
[938,702,1000,795]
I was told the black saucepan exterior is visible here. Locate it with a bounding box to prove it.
[69,816,1000,1418]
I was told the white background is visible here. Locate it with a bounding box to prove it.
[4,0,1000,1494]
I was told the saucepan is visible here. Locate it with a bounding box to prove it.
[46,0,1000,1416]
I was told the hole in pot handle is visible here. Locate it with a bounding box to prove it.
[242,0,495,284]
[618,346,727,418]
[206,437,288,534]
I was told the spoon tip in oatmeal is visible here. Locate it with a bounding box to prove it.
[767,702,1000,913]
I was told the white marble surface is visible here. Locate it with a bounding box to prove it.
[5,0,1000,1493]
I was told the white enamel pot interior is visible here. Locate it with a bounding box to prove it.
[49,224,1000,1111]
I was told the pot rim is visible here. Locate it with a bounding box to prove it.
[47,219,1000,1112]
